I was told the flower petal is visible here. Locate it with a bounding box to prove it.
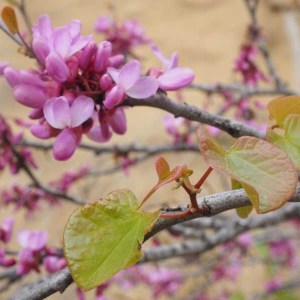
[13,84,47,108]
[46,52,70,82]
[18,230,48,251]
[119,60,140,90]
[108,108,127,134]
[32,37,50,65]
[70,96,94,127]
[107,67,120,83]
[158,67,194,91]
[103,85,124,110]
[33,14,53,39]
[87,124,112,142]
[69,34,93,56]
[51,27,71,58]
[126,76,159,98]
[30,123,54,139]
[43,97,71,129]
[53,128,79,160]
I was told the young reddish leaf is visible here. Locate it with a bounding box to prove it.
[140,165,192,206]
[64,189,160,291]
[155,156,171,180]
[267,96,300,127]
[1,6,19,34]
[198,126,297,214]
[267,114,300,170]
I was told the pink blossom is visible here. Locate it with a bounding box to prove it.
[18,230,48,251]
[16,230,48,275]
[3,67,60,109]
[0,217,14,243]
[163,114,194,144]
[269,239,297,267]
[43,96,94,160]
[32,14,92,68]
[105,60,158,109]
[87,108,127,143]
[0,249,16,267]
[0,61,8,75]
[1,184,51,212]
[0,116,37,174]
[237,233,253,250]
[95,16,150,54]
[265,277,282,292]
[43,256,67,273]
[50,166,90,192]
[151,45,194,91]
[234,44,268,87]
[17,248,40,275]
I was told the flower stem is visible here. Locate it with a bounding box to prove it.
[194,167,213,189]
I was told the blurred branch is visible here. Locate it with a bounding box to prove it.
[244,0,286,89]
[142,203,300,262]
[6,136,86,205]
[20,140,199,156]
[190,82,297,97]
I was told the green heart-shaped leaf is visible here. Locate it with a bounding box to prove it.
[64,189,160,291]
[198,127,297,213]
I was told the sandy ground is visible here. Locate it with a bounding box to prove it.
[0,0,299,299]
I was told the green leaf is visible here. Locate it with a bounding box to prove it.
[267,114,300,170]
[229,292,246,300]
[141,156,192,205]
[232,179,253,218]
[274,291,298,300]
[236,205,253,218]
[198,126,297,213]
[268,96,300,127]
[64,189,160,291]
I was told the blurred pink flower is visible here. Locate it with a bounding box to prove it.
[43,256,67,273]
[0,217,14,243]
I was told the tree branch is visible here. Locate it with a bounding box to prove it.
[8,184,300,299]
[124,93,265,138]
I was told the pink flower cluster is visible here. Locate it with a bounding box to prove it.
[163,114,194,144]
[1,185,53,212]
[0,217,15,267]
[49,166,90,192]
[0,116,37,173]
[269,238,297,267]
[95,16,150,54]
[2,15,194,160]
[1,166,89,212]
[234,44,268,87]
[16,230,66,275]
[77,265,181,300]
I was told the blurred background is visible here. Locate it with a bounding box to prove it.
[0,0,300,299]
